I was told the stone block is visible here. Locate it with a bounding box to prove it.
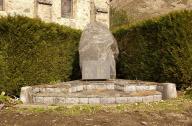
[95,84,107,90]
[142,96,154,103]
[161,83,177,100]
[101,98,116,104]
[106,84,115,90]
[153,95,162,102]
[88,98,100,104]
[20,86,33,104]
[55,97,66,104]
[124,86,136,92]
[135,97,143,103]
[34,96,44,104]
[82,61,110,80]
[32,88,40,93]
[43,97,55,105]
[69,86,77,93]
[79,98,89,104]
[46,88,56,93]
[66,98,79,104]
[115,85,124,91]
[136,86,146,91]
[127,97,136,103]
[86,85,96,90]
[156,86,164,92]
[116,97,127,104]
[76,85,84,92]
[149,85,157,90]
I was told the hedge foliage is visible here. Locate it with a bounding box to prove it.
[0,16,81,96]
[114,10,192,88]
[0,10,192,96]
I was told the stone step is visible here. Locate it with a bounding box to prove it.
[31,91,162,105]
[31,80,163,94]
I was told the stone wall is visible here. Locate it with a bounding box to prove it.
[111,0,192,23]
[0,0,110,29]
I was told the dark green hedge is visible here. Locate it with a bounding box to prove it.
[114,10,192,88]
[0,16,81,96]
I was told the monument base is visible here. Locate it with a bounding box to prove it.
[20,79,177,105]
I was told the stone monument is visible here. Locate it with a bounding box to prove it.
[19,0,177,105]
[79,0,119,80]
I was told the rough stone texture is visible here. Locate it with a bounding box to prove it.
[143,96,154,103]
[20,80,174,105]
[79,22,119,80]
[20,86,33,104]
[124,85,136,92]
[153,95,162,102]
[55,97,65,104]
[66,98,79,104]
[162,83,177,99]
[116,97,127,103]
[0,0,110,30]
[34,96,44,104]
[43,97,55,105]
[111,0,192,23]
[127,97,136,103]
[88,98,100,104]
[101,98,116,104]
[79,98,89,104]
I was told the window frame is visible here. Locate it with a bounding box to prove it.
[0,0,4,11]
[61,0,74,18]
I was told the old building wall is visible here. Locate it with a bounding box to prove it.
[111,0,192,23]
[0,0,110,29]
[3,0,35,17]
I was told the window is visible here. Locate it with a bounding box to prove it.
[0,0,3,11]
[61,0,73,18]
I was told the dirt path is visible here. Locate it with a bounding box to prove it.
[0,108,192,126]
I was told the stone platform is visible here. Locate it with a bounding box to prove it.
[20,80,177,105]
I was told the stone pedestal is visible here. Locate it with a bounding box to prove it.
[20,86,33,104]
[162,83,177,99]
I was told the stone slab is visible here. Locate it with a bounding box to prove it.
[82,61,110,80]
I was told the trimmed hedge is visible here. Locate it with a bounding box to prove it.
[0,10,192,96]
[114,10,192,88]
[0,16,81,96]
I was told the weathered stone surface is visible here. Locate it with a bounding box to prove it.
[88,98,100,104]
[101,98,116,104]
[20,86,33,104]
[124,85,136,92]
[79,21,119,80]
[116,97,127,103]
[79,98,89,104]
[20,80,171,105]
[34,96,44,104]
[66,98,79,104]
[161,83,177,100]
[136,86,146,91]
[143,96,154,103]
[135,97,143,103]
[153,95,162,102]
[43,97,55,105]
[55,97,65,104]
[127,97,136,103]
[149,85,157,90]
